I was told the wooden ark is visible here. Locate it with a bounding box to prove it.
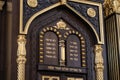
[11,0,107,80]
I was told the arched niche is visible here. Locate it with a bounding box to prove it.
[26,6,98,80]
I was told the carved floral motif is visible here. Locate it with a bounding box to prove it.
[104,0,120,16]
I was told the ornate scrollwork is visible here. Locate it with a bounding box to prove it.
[94,45,104,80]
[104,0,120,16]
[17,35,26,80]
[54,20,70,30]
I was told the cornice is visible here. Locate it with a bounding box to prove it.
[0,1,5,11]
[104,0,120,16]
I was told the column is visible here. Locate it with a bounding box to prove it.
[94,45,104,80]
[16,35,26,80]
[59,40,65,66]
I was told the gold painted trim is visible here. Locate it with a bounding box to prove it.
[94,45,104,80]
[19,0,104,44]
[98,4,104,44]
[65,4,100,44]
[69,0,104,44]
[0,1,5,10]
[61,0,67,5]
[20,2,61,34]
[20,0,24,34]
[17,35,27,80]
[42,76,60,80]
[69,0,101,6]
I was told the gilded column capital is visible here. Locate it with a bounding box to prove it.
[104,0,120,16]
[17,35,26,57]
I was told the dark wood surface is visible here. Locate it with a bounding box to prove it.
[0,4,7,80]
[1,0,108,80]
[26,6,97,80]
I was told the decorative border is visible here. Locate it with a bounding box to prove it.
[39,27,61,63]
[19,0,104,44]
[19,2,61,34]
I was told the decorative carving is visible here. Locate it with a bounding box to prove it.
[27,0,38,8]
[54,20,70,30]
[59,40,65,66]
[87,8,96,17]
[17,35,27,80]
[61,0,67,5]
[104,0,120,16]
[94,45,104,80]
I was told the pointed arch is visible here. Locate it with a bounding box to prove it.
[21,2,100,44]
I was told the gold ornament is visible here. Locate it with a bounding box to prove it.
[87,8,96,17]
[57,20,67,29]
[27,0,38,8]
[94,45,104,80]
[104,0,120,16]
[55,20,70,30]
[17,35,27,80]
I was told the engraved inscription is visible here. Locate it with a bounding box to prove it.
[47,66,83,73]
[67,35,81,67]
[44,32,58,65]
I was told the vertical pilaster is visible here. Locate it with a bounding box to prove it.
[59,40,65,66]
[17,35,26,80]
[94,45,104,80]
